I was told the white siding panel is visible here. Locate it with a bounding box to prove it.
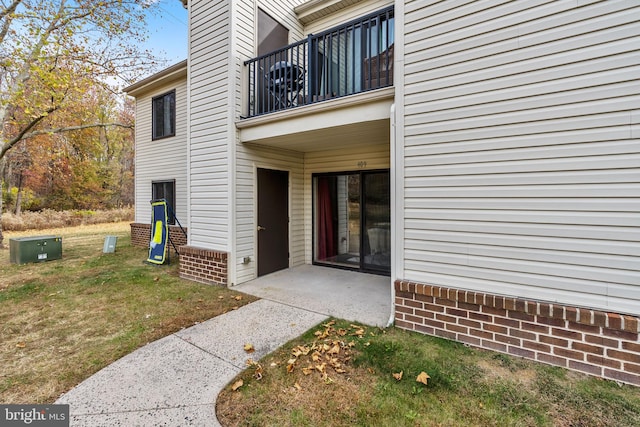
[188,0,232,250]
[405,25,640,84]
[408,229,640,258]
[134,79,188,225]
[405,239,638,271]
[405,140,638,165]
[401,0,640,315]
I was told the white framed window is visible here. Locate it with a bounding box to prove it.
[152,90,176,140]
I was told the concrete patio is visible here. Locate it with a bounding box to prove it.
[234,264,393,327]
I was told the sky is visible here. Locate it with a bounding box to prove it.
[143,0,188,65]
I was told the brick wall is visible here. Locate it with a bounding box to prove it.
[178,246,228,286]
[130,223,188,249]
[130,223,150,247]
[395,280,640,386]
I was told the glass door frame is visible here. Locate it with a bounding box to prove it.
[312,169,391,276]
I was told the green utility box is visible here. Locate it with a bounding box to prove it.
[9,236,63,264]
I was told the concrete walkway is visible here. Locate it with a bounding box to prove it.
[56,300,328,426]
[56,266,391,426]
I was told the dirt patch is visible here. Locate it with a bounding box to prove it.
[477,358,537,387]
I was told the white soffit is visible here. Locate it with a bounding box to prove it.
[295,0,365,25]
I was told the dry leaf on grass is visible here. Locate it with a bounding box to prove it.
[314,330,328,339]
[231,379,243,391]
[416,371,430,385]
[253,365,263,380]
[350,324,365,337]
[282,322,367,384]
[328,343,341,355]
[16,342,26,348]
[393,371,403,381]
[287,358,297,373]
[292,345,311,357]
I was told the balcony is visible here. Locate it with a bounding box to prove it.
[244,6,394,119]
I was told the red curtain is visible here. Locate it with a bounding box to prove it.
[317,177,335,260]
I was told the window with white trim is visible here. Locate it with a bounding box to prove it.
[152,90,176,140]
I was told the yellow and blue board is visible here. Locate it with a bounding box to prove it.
[147,200,169,264]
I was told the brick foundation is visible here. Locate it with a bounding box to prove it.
[130,222,188,249]
[178,246,228,286]
[395,280,640,386]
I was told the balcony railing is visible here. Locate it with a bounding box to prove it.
[244,6,394,118]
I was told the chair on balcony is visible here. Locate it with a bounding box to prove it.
[364,44,394,90]
[267,61,305,110]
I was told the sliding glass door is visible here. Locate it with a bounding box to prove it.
[362,172,391,272]
[314,174,360,268]
[313,170,390,274]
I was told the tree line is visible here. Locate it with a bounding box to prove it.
[2,88,135,214]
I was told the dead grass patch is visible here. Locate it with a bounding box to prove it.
[1,208,133,232]
[477,357,537,388]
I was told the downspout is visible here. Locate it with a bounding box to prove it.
[387,102,396,328]
[387,0,405,328]
[227,0,237,286]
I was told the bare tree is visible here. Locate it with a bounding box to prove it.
[0,0,161,245]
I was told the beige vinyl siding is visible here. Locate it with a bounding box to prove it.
[134,79,188,225]
[401,0,640,314]
[303,143,390,264]
[303,0,393,35]
[232,0,307,284]
[234,144,304,284]
[188,0,232,250]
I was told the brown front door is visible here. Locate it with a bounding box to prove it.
[257,168,289,276]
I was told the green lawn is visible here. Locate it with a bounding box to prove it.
[217,319,640,427]
[0,222,256,404]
